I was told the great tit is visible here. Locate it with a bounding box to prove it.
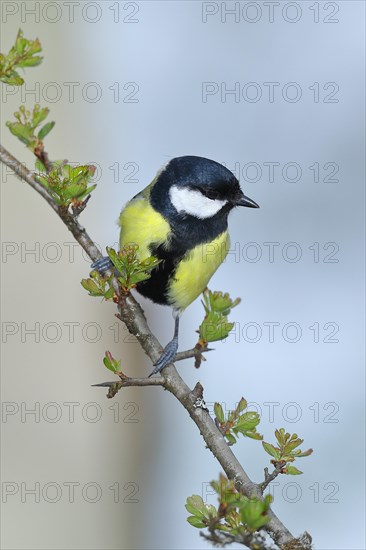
[93,155,259,376]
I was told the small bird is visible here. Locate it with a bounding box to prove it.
[93,156,259,376]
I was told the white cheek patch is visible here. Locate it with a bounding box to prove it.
[169,185,227,219]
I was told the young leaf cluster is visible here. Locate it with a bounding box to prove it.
[107,245,160,292]
[81,270,115,301]
[214,398,262,445]
[6,104,55,150]
[198,289,240,344]
[262,429,313,475]
[36,162,97,207]
[186,474,272,543]
[0,29,42,85]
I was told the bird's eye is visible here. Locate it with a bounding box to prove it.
[200,188,219,201]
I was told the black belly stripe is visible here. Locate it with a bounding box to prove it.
[136,211,230,307]
[135,240,184,306]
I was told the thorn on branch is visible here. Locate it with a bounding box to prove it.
[194,342,209,369]
[91,381,123,399]
[71,194,91,218]
[174,344,213,366]
[92,375,165,397]
[192,381,204,400]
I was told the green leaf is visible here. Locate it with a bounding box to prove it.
[296,448,313,458]
[187,516,206,528]
[76,184,97,202]
[199,313,234,342]
[202,288,241,315]
[36,174,50,188]
[16,56,42,68]
[285,465,303,475]
[81,278,103,297]
[35,159,46,172]
[236,397,247,413]
[283,438,303,454]
[103,351,121,374]
[225,433,237,445]
[1,73,24,85]
[6,121,33,145]
[214,402,225,423]
[104,287,115,300]
[129,271,151,285]
[37,121,55,140]
[275,428,286,446]
[239,498,270,532]
[107,247,126,273]
[62,181,86,199]
[15,32,26,54]
[31,105,48,127]
[185,495,207,518]
[206,503,217,516]
[262,442,280,459]
[235,411,260,432]
[245,431,263,440]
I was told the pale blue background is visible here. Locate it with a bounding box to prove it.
[1,1,365,549]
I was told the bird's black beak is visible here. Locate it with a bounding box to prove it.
[234,192,260,208]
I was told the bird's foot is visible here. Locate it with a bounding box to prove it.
[148,337,179,377]
[91,256,114,275]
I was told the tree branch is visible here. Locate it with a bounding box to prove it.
[0,142,311,549]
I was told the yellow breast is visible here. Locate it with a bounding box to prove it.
[119,198,171,257]
[167,231,230,311]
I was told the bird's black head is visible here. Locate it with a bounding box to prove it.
[150,156,259,224]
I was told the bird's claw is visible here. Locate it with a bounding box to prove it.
[148,337,179,377]
[91,256,113,275]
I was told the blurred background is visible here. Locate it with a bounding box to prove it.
[1,1,365,548]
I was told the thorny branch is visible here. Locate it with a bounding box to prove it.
[0,142,312,550]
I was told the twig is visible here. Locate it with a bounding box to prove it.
[92,376,164,388]
[175,346,212,363]
[260,462,287,493]
[0,141,310,549]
